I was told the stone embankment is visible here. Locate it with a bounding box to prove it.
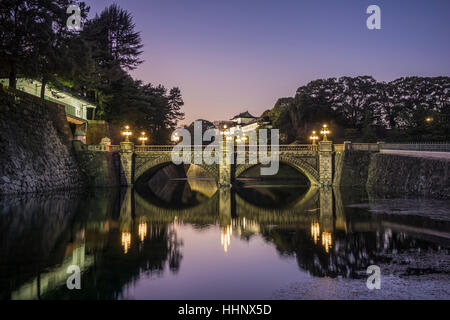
[0,86,83,195]
[335,149,450,199]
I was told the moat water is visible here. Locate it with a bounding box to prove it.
[1,166,449,299]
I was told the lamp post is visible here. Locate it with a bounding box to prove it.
[221,126,231,142]
[139,131,148,145]
[309,130,319,146]
[122,125,132,142]
[320,124,330,141]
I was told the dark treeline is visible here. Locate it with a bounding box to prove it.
[264,76,450,143]
[0,1,184,143]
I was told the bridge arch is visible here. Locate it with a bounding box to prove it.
[134,153,219,183]
[235,154,320,186]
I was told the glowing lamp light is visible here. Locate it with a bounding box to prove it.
[121,125,132,142]
[138,222,147,243]
[309,130,319,145]
[322,232,332,253]
[425,117,433,123]
[221,225,232,253]
[311,222,320,244]
[121,231,131,254]
[171,132,180,143]
[139,131,148,145]
[320,124,331,141]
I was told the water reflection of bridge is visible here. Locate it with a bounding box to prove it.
[129,186,345,227]
[126,185,348,255]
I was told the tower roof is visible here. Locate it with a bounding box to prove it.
[231,111,256,120]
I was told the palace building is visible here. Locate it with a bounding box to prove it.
[227,111,271,135]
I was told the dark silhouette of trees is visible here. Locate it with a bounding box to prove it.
[0,1,90,94]
[0,2,185,143]
[267,76,450,143]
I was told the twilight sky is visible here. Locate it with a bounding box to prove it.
[85,0,450,125]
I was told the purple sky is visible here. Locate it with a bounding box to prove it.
[85,0,450,125]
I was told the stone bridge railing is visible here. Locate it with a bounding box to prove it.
[132,144,316,152]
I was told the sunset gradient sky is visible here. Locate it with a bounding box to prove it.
[85,0,450,125]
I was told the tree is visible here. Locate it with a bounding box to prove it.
[0,0,89,94]
[0,0,41,88]
[334,76,380,129]
[80,4,143,117]
[166,87,185,129]
[82,4,143,71]
[266,76,450,143]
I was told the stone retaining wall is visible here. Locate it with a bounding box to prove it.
[73,142,120,187]
[0,87,83,194]
[367,153,449,199]
[335,150,450,199]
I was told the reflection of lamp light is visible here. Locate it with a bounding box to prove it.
[121,231,131,254]
[311,222,320,244]
[221,225,232,253]
[309,131,319,146]
[322,232,332,253]
[138,222,147,242]
[121,125,132,142]
[139,131,148,145]
[320,124,330,141]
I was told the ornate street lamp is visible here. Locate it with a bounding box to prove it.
[320,124,330,141]
[121,125,132,142]
[309,130,319,145]
[139,131,148,145]
[171,132,180,143]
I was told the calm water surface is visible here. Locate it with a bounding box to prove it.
[1,173,450,299]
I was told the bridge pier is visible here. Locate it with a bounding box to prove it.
[319,187,334,233]
[119,187,134,228]
[218,162,233,188]
[119,142,134,186]
[319,141,333,186]
[218,141,233,188]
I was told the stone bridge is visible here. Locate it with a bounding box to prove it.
[117,141,338,187]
